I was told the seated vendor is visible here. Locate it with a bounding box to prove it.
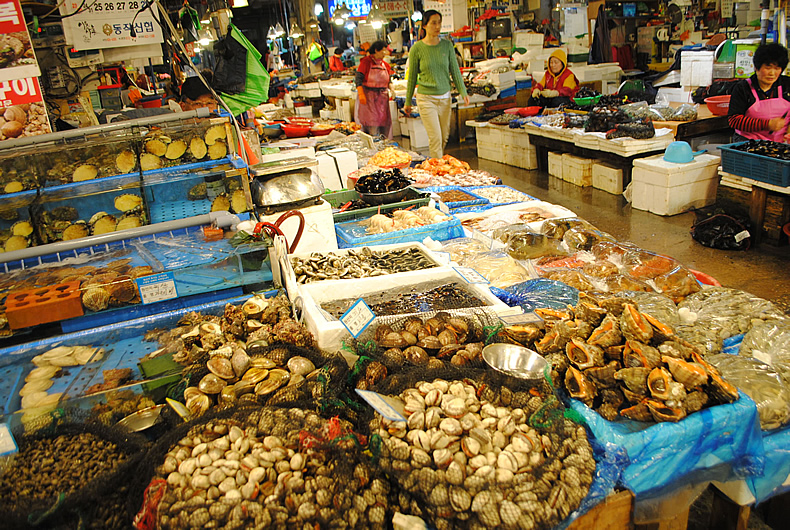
[529,49,579,108]
[729,43,790,142]
[179,73,219,113]
[329,48,345,72]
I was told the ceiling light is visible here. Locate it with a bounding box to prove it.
[274,22,285,36]
[198,29,212,45]
[368,3,385,29]
[290,21,304,38]
[411,12,422,22]
[315,3,323,16]
[267,26,277,39]
[307,16,321,31]
[345,20,356,30]
[233,0,248,7]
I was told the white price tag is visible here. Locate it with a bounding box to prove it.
[432,251,451,266]
[471,228,494,250]
[499,312,544,327]
[340,299,375,338]
[0,423,18,457]
[355,389,406,421]
[135,272,178,304]
[453,266,490,284]
[438,201,450,215]
[734,230,750,243]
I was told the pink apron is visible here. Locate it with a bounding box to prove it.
[738,78,790,141]
[356,59,392,137]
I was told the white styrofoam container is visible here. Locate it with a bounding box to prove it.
[299,267,522,351]
[630,153,721,215]
[548,151,564,179]
[408,118,430,149]
[295,106,314,117]
[319,109,337,120]
[562,153,593,187]
[592,162,623,194]
[491,70,516,89]
[505,146,538,170]
[390,100,401,137]
[316,148,358,190]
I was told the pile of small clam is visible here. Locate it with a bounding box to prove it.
[153,408,390,529]
[371,379,595,530]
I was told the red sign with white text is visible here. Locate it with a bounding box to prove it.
[0,77,52,141]
[0,0,42,82]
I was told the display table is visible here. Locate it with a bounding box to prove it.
[653,104,732,143]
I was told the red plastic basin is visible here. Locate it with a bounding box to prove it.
[704,95,731,116]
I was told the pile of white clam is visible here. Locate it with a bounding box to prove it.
[153,408,389,529]
[372,379,595,530]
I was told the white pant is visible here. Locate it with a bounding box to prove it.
[416,92,452,158]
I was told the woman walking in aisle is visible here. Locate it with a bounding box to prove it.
[403,10,469,158]
[355,40,393,137]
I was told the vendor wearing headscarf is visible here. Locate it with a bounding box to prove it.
[729,43,790,142]
[529,49,579,108]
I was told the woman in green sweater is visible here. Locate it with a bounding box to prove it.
[404,10,469,158]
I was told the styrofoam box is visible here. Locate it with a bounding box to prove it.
[592,162,623,194]
[296,88,322,98]
[477,140,504,161]
[491,70,516,89]
[631,153,721,215]
[319,109,337,120]
[295,106,314,117]
[299,82,320,90]
[276,241,446,303]
[300,267,522,351]
[548,151,564,179]
[562,153,593,187]
[454,199,577,234]
[505,146,538,170]
[316,148,358,190]
[408,118,430,149]
[258,199,338,255]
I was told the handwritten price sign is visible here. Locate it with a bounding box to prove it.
[60,0,163,50]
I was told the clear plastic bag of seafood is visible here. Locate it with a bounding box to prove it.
[490,278,579,313]
[707,354,790,430]
[462,251,531,288]
[677,288,787,354]
[441,237,491,263]
[0,416,148,530]
[134,404,391,529]
[739,319,790,386]
[541,217,597,240]
[367,366,598,530]
[506,230,565,260]
[563,228,617,253]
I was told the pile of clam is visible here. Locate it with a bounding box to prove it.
[152,408,390,529]
[19,345,104,411]
[361,313,486,387]
[503,294,739,423]
[371,378,594,530]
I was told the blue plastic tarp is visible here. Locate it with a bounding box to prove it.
[570,393,765,499]
[748,425,790,503]
[490,278,579,311]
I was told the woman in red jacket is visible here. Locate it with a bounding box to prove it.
[530,49,579,108]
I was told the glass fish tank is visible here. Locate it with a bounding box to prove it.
[139,117,231,172]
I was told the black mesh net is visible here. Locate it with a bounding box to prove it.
[130,402,392,530]
[364,366,596,530]
[0,414,149,530]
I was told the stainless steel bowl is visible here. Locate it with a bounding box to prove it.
[482,343,548,380]
[356,186,412,206]
[117,404,166,432]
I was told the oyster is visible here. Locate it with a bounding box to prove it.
[72,164,98,182]
[114,194,143,212]
[165,140,187,160]
[116,150,137,173]
[140,153,162,171]
[190,137,208,159]
[208,141,227,160]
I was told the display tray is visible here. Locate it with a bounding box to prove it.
[36,134,140,187]
[720,142,790,188]
[423,186,489,210]
[335,211,465,249]
[0,292,269,418]
[454,200,577,235]
[323,187,432,223]
[298,266,521,350]
[467,185,538,206]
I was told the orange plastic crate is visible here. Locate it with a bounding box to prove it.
[5,281,84,330]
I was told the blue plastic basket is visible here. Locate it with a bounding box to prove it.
[720,142,790,187]
[335,216,465,248]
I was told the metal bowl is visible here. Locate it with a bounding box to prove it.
[356,186,412,205]
[117,404,166,432]
[482,343,548,380]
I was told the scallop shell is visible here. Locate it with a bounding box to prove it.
[207,357,235,379]
[145,138,168,157]
[82,287,110,312]
[208,141,227,160]
[116,150,137,173]
[230,189,247,213]
[140,153,162,171]
[108,276,137,303]
[62,222,89,241]
[73,164,98,182]
[41,345,74,360]
[4,181,23,193]
[91,215,117,235]
[116,215,143,231]
[190,137,208,159]
[73,346,103,364]
[25,365,61,382]
[20,378,53,395]
[11,220,33,237]
[198,373,228,394]
[5,235,28,251]
[205,125,226,145]
[286,356,315,377]
[210,194,231,212]
[114,194,143,213]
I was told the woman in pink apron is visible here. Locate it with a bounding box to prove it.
[728,43,790,142]
[355,41,393,138]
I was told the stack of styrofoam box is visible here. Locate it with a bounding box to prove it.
[562,153,594,187]
[338,99,353,122]
[389,100,401,137]
[718,169,752,192]
[680,51,714,89]
[548,151,564,179]
[630,153,721,216]
[476,125,505,162]
[501,128,538,170]
[319,108,338,120]
[295,82,321,98]
[295,106,314,118]
[407,117,430,149]
[592,162,623,194]
[491,69,516,91]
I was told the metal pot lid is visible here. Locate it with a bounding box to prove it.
[251,168,325,208]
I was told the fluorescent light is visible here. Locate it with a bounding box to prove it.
[371,20,382,29]
[345,21,356,30]
[233,0,248,7]
[315,3,323,16]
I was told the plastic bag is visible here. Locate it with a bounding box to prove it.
[541,217,597,239]
[441,237,490,263]
[212,33,248,94]
[463,251,531,288]
[605,119,656,140]
[506,230,564,260]
[707,354,790,430]
[490,277,579,311]
[619,101,649,119]
[647,104,675,121]
[563,227,616,253]
[691,213,751,251]
[669,103,698,121]
[619,291,681,329]
[740,319,790,386]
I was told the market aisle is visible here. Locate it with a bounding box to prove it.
[437,140,790,313]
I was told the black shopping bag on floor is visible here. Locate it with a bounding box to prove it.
[691,208,752,250]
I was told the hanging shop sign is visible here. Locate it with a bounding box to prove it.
[375,0,412,19]
[60,0,164,51]
[0,77,52,142]
[0,0,42,82]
